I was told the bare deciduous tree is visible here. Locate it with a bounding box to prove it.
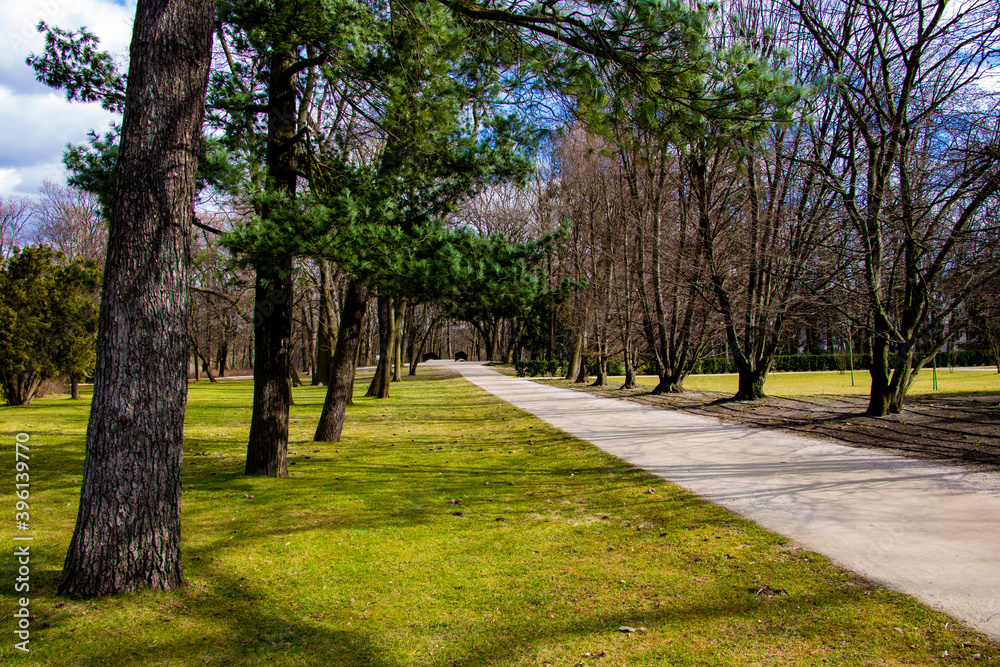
[0,196,33,260]
[792,0,1000,414]
[34,180,106,263]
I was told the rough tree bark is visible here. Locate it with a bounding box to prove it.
[59,0,214,598]
[246,265,292,476]
[314,278,369,441]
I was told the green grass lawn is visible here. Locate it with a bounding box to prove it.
[2,372,997,666]
[610,369,1000,397]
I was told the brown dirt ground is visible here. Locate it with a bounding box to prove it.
[534,377,1000,470]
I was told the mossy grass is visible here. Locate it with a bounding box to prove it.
[2,369,997,665]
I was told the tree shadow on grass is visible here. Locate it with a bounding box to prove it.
[25,557,932,667]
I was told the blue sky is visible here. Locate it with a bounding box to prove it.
[0,0,136,198]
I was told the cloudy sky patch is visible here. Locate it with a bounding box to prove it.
[0,0,135,197]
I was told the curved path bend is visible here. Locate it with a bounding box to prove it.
[452,362,1000,640]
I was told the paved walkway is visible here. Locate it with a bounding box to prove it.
[452,362,1000,640]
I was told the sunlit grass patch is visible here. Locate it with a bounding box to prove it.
[1,369,996,665]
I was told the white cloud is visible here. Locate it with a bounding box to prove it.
[0,88,115,166]
[0,0,135,198]
[1,0,135,74]
[0,168,23,197]
[0,161,72,198]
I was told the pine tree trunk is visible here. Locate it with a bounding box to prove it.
[245,267,292,477]
[245,43,298,476]
[59,0,213,598]
[482,321,497,361]
[313,259,334,386]
[392,301,405,382]
[409,314,438,376]
[315,279,369,442]
[406,318,419,377]
[366,296,395,398]
[70,373,80,400]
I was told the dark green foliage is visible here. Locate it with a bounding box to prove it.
[63,129,238,217]
[0,246,100,405]
[28,21,239,216]
[220,0,548,298]
[26,21,126,112]
[62,129,118,215]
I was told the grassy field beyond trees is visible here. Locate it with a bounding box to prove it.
[651,370,1000,397]
[2,369,997,665]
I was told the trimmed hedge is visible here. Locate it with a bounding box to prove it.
[936,349,995,368]
[514,360,567,377]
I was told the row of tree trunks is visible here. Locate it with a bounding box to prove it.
[189,331,217,383]
[392,301,407,382]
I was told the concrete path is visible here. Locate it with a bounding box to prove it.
[451,362,1000,640]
